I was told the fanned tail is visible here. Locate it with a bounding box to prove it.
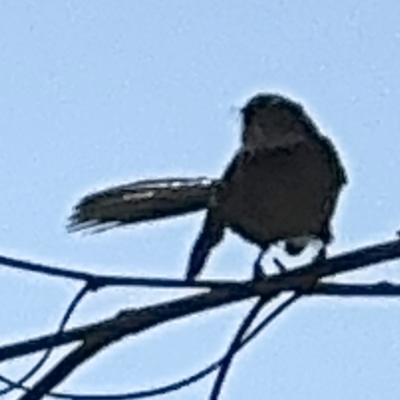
[67,177,218,233]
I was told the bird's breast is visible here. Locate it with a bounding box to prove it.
[217,143,337,246]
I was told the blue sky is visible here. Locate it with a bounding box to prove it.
[1,1,400,399]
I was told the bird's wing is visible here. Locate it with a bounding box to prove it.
[318,135,348,187]
[68,177,219,233]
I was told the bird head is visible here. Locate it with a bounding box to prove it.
[241,93,313,150]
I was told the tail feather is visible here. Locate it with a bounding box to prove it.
[68,177,218,232]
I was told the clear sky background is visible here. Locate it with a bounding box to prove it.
[1,1,400,399]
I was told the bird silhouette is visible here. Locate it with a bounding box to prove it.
[68,93,347,280]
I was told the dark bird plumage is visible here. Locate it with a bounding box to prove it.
[68,93,347,280]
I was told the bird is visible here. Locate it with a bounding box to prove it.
[68,93,347,280]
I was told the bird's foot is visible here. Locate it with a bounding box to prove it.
[273,257,287,273]
[252,250,267,281]
[313,246,327,264]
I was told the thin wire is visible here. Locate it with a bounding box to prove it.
[45,294,300,400]
[0,291,300,399]
[241,292,300,347]
[0,284,91,397]
[210,298,267,400]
